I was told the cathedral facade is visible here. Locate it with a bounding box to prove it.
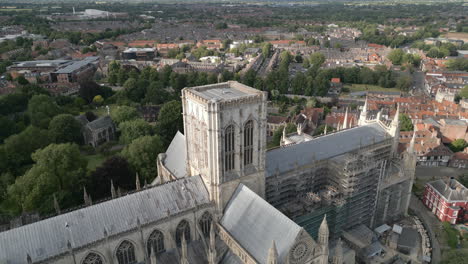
[0,81,415,264]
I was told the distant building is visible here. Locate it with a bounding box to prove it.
[423,179,468,224]
[122,48,156,61]
[76,115,116,147]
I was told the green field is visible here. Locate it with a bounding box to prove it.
[344,84,401,93]
[0,8,32,12]
[85,154,107,170]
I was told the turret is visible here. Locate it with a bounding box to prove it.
[318,215,329,246]
[332,238,344,264]
[267,241,278,264]
[136,173,141,191]
[408,129,416,154]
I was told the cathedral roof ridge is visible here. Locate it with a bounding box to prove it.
[0,175,210,264]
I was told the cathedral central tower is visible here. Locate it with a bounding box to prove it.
[182,81,267,211]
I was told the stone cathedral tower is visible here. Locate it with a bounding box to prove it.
[181,81,268,211]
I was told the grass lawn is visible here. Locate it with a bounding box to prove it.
[344,84,401,93]
[85,104,118,117]
[85,154,107,170]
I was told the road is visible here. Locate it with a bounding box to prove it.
[410,194,441,264]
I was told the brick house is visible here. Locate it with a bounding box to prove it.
[423,179,468,224]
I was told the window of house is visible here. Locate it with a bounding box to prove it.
[224,125,235,171]
[244,121,254,166]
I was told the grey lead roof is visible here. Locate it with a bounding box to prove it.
[428,179,468,201]
[86,115,113,131]
[266,122,388,177]
[164,131,187,179]
[220,184,301,264]
[0,176,210,264]
[54,56,98,74]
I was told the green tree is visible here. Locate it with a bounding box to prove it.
[121,135,164,182]
[144,81,170,105]
[48,114,83,145]
[119,119,153,144]
[0,116,17,143]
[28,94,61,129]
[396,76,412,91]
[262,42,272,58]
[309,52,326,67]
[441,250,468,264]
[399,114,414,132]
[3,126,50,174]
[4,143,87,215]
[449,139,468,152]
[460,85,468,99]
[156,100,184,146]
[110,106,139,125]
[270,123,297,148]
[387,49,404,65]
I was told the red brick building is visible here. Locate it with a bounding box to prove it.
[423,179,468,224]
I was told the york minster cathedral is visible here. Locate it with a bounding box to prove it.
[0,81,416,264]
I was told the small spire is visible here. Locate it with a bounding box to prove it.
[53,194,61,214]
[88,194,93,206]
[180,233,189,264]
[83,187,90,206]
[282,126,286,139]
[409,129,417,154]
[392,104,400,127]
[376,109,382,121]
[318,214,329,246]
[210,221,216,251]
[136,173,141,191]
[359,97,368,126]
[209,221,217,264]
[267,241,278,264]
[111,180,116,199]
[117,187,122,197]
[324,124,328,135]
[26,254,32,264]
[150,247,157,264]
[343,108,349,129]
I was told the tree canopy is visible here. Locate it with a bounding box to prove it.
[399,114,414,132]
[121,135,164,182]
[118,119,153,144]
[27,94,61,129]
[3,143,87,215]
[48,114,83,144]
[156,100,184,146]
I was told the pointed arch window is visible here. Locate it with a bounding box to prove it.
[175,220,191,246]
[147,229,165,256]
[244,120,254,166]
[82,253,104,264]
[224,125,235,171]
[116,240,137,264]
[199,211,212,237]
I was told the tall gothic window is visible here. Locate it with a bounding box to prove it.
[175,220,191,246]
[244,120,254,166]
[224,125,235,171]
[147,229,165,256]
[82,253,104,264]
[199,211,212,237]
[116,241,137,264]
